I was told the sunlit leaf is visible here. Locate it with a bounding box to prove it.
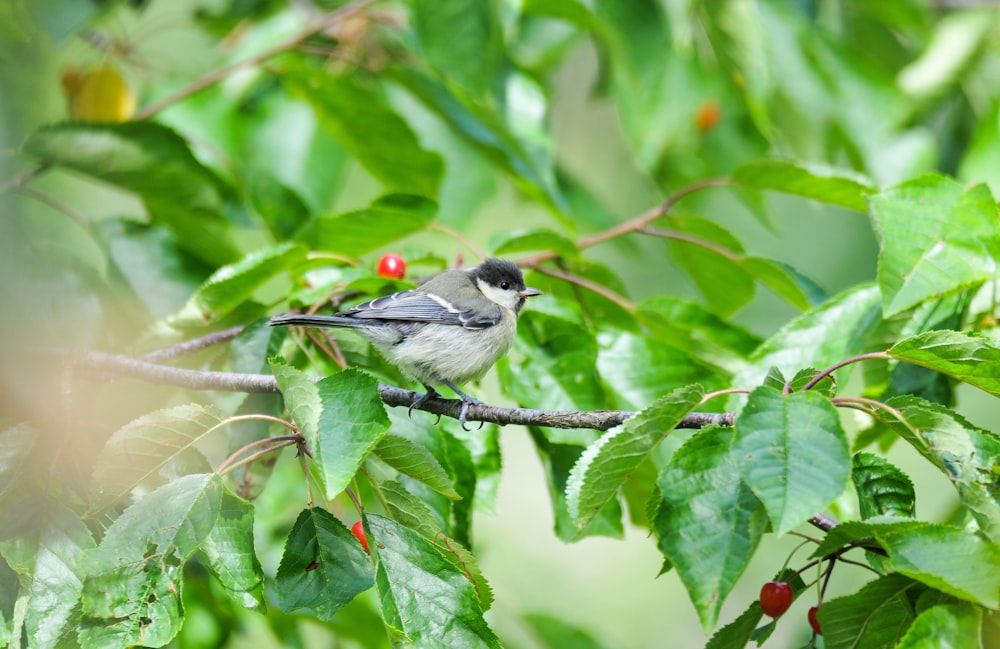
[733,386,850,535]
[374,435,460,500]
[651,425,766,630]
[889,330,1000,398]
[732,158,874,211]
[869,177,1000,316]
[566,385,703,533]
[896,603,982,649]
[295,194,437,256]
[818,574,918,648]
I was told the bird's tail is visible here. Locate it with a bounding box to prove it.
[268,313,364,328]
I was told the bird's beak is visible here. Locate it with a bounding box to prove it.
[518,287,543,298]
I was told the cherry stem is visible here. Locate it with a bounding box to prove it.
[802,351,890,391]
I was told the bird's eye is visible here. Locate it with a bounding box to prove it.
[500,281,511,290]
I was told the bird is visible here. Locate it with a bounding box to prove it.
[268,258,541,428]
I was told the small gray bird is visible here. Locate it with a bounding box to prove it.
[268,258,541,427]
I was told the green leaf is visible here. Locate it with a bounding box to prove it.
[500,311,608,412]
[596,330,723,410]
[375,435,460,500]
[410,0,503,101]
[733,387,850,534]
[732,158,875,211]
[243,167,311,240]
[852,453,915,520]
[889,330,1000,398]
[379,481,493,611]
[883,395,1000,542]
[732,284,882,392]
[488,227,579,260]
[274,508,373,621]
[896,603,982,649]
[875,522,1000,609]
[740,256,812,311]
[524,612,606,649]
[666,215,753,317]
[80,474,224,648]
[0,424,37,538]
[0,503,94,649]
[869,177,1000,316]
[818,573,918,649]
[369,515,501,647]
[635,295,760,373]
[283,64,444,196]
[270,359,321,449]
[704,602,763,649]
[651,425,766,631]
[171,242,306,326]
[315,369,391,500]
[22,121,243,265]
[295,194,437,256]
[199,487,264,610]
[89,404,220,515]
[566,385,703,533]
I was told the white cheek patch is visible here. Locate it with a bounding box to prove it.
[477,278,518,310]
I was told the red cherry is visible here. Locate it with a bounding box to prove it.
[351,520,370,554]
[694,100,722,133]
[376,253,406,279]
[808,605,822,635]
[759,581,794,618]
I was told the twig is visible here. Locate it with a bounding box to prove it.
[524,263,635,312]
[13,185,91,229]
[141,325,245,363]
[640,227,741,261]
[0,164,51,195]
[429,223,487,260]
[76,349,734,431]
[803,351,890,391]
[135,0,377,119]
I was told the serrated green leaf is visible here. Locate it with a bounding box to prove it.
[171,242,306,326]
[896,603,982,649]
[818,573,918,649]
[295,194,437,256]
[566,385,703,532]
[80,474,224,648]
[732,284,882,392]
[22,121,243,266]
[884,395,1000,541]
[704,602,763,649]
[889,330,1000,397]
[369,515,501,648]
[0,424,37,538]
[375,435,460,500]
[315,369,390,500]
[88,404,219,515]
[869,177,1000,316]
[732,158,875,211]
[274,508,373,621]
[874,522,1000,608]
[596,330,723,410]
[199,487,264,610]
[283,64,443,196]
[852,453,915,520]
[652,426,766,631]
[488,228,578,260]
[0,503,94,649]
[270,359,321,450]
[379,481,492,611]
[734,387,850,535]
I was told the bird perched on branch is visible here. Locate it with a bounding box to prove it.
[269,258,541,428]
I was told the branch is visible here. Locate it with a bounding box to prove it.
[76,349,734,431]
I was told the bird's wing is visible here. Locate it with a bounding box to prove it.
[339,289,502,329]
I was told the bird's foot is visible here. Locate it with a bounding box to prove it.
[442,380,485,431]
[409,386,440,422]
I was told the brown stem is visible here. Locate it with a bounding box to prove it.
[524,263,635,312]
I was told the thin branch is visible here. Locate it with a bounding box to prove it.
[0,163,50,195]
[803,351,890,391]
[429,223,487,261]
[640,227,741,261]
[524,263,635,312]
[75,349,734,431]
[135,0,377,119]
[13,185,91,229]
[141,325,245,363]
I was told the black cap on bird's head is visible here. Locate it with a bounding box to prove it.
[471,258,542,312]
